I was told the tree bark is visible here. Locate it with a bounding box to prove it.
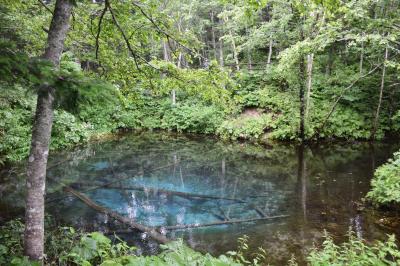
[267,35,273,65]
[219,37,224,67]
[24,0,73,261]
[218,19,224,67]
[246,25,252,70]
[210,10,218,60]
[359,32,365,75]
[231,30,240,71]
[305,53,314,119]
[371,46,388,140]
[299,55,306,141]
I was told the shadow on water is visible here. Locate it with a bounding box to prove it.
[1,132,400,264]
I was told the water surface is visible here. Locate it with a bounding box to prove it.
[1,133,399,264]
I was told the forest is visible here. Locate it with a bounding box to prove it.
[0,0,400,265]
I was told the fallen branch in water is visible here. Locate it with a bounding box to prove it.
[64,186,170,244]
[46,162,175,204]
[158,215,289,231]
[77,183,248,203]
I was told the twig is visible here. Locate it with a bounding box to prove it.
[37,0,53,14]
[159,215,289,231]
[314,64,382,137]
[95,2,108,60]
[131,1,207,61]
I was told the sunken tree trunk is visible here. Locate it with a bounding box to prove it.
[24,0,73,261]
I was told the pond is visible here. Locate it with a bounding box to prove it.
[1,132,400,265]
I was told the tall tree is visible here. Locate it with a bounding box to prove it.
[24,0,73,261]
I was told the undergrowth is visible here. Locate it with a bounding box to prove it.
[1,219,400,266]
[367,151,400,205]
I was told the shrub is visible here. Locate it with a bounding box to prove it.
[367,151,400,205]
[0,83,35,163]
[161,103,225,134]
[217,113,274,141]
[0,220,241,266]
[307,232,400,266]
[51,110,91,150]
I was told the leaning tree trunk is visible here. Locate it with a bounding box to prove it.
[371,45,388,140]
[24,0,73,261]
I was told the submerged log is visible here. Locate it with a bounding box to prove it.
[64,186,170,244]
[159,215,289,231]
[83,183,248,203]
[46,162,175,204]
[74,182,271,220]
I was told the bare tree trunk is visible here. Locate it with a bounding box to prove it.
[326,45,334,75]
[246,25,252,70]
[210,10,218,60]
[296,22,306,141]
[162,41,170,62]
[231,31,240,71]
[305,53,314,119]
[299,54,306,141]
[218,19,224,67]
[371,46,388,139]
[223,16,239,71]
[267,35,273,65]
[24,0,73,261]
[163,41,176,105]
[219,38,224,67]
[359,32,365,74]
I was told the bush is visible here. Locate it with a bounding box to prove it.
[217,113,274,141]
[161,103,225,134]
[0,220,241,266]
[367,151,400,205]
[307,232,400,266]
[0,218,79,266]
[2,220,400,266]
[51,110,91,150]
[0,83,35,163]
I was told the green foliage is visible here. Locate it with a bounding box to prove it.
[161,103,225,134]
[367,151,400,205]
[0,83,35,163]
[98,239,241,266]
[0,220,244,266]
[307,232,400,265]
[217,113,274,141]
[0,218,79,266]
[2,218,400,265]
[64,232,134,266]
[51,110,90,149]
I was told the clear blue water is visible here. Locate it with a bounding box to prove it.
[1,132,400,264]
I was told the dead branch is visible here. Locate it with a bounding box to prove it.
[314,64,382,137]
[159,215,289,231]
[64,186,170,244]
